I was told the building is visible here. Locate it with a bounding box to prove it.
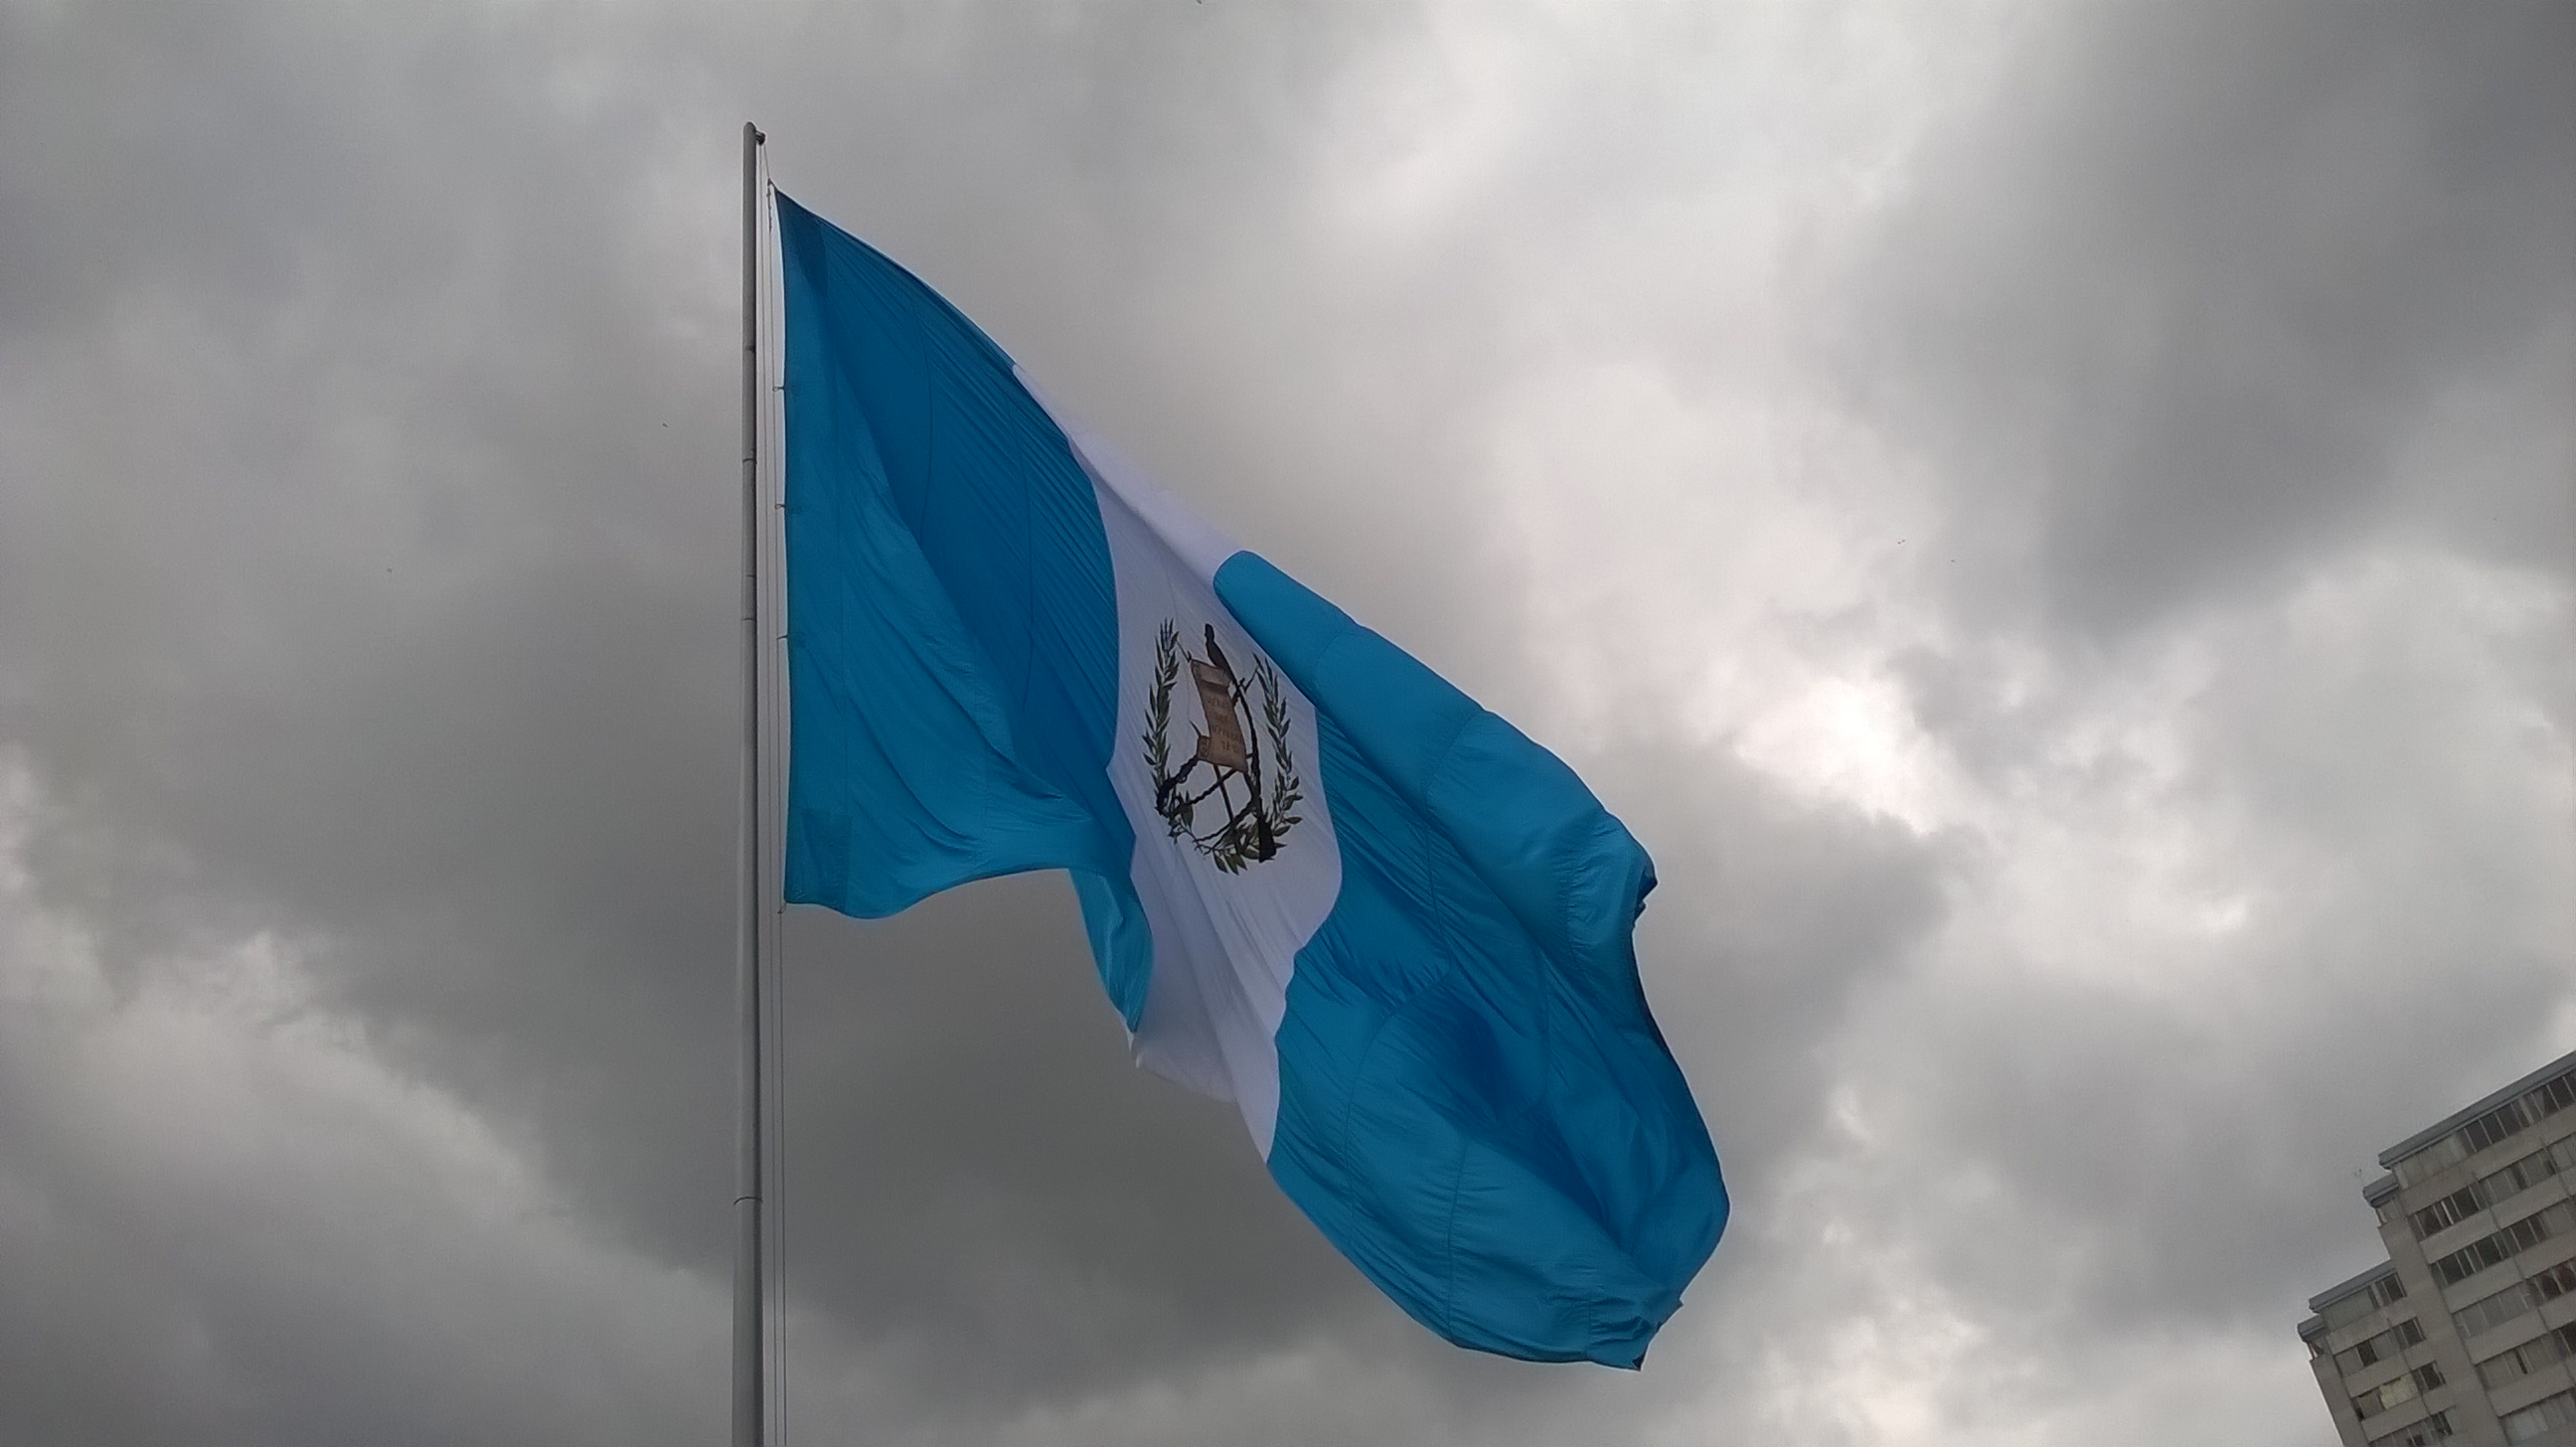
[2303,1049,2576,1446]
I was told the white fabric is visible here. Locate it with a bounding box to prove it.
[1023,373,1340,1157]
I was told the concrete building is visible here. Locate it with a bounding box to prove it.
[2303,1049,2576,1446]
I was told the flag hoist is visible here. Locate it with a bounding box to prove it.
[732,125,1727,1441]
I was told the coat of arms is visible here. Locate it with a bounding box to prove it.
[1143,621,1305,873]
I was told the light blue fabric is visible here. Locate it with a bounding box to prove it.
[1216,553,1726,1367]
[775,193,1152,1023]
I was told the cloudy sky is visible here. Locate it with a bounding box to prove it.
[1,1,2569,1443]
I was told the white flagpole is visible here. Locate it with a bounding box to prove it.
[733,118,768,1447]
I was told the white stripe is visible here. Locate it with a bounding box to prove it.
[1023,370,1340,1158]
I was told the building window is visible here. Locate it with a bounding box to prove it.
[2423,1141,2576,1238]
[2535,1072,2576,1123]
[2459,1284,2526,1340]
[2477,1325,2576,1390]
[2411,1140,2571,1239]
[2370,1410,2454,1447]
[2506,1152,2558,1197]
[2325,1274,2408,1332]
[2505,1388,2576,1443]
[2467,1099,2534,1156]
[2485,1348,2530,1389]
[2389,1067,2576,1190]
[2358,1364,2450,1421]
[2399,1137,2473,1189]
[2456,1260,2576,1342]
[2339,1319,2429,1377]
[2417,1184,2488,1238]
[2538,1258,2576,1305]
[2432,1200,2576,1286]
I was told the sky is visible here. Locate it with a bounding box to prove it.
[0,2,2569,1443]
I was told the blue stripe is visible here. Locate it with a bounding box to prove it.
[1215,552,1726,1367]
[775,194,1152,1024]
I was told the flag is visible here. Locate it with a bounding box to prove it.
[774,192,1726,1367]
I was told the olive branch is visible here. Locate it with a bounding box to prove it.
[1255,658,1303,837]
[1144,619,1184,835]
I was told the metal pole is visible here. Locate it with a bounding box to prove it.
[732,118,767,1447]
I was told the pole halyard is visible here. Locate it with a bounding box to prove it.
[732,118,767,1447]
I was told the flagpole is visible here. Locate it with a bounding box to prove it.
[733,118,768,1447]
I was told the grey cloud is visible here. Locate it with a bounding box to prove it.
[1843,0,2575,636]
[0,1,2566,1444]
[1872,555,2572,1330]
[0,866,726,1447]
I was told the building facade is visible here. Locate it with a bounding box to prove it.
[2304,1049,2576,1447]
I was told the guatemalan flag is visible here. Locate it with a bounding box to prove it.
[775,193,1726,1367]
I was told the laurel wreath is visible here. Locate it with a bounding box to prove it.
[1143,621,1303,872]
